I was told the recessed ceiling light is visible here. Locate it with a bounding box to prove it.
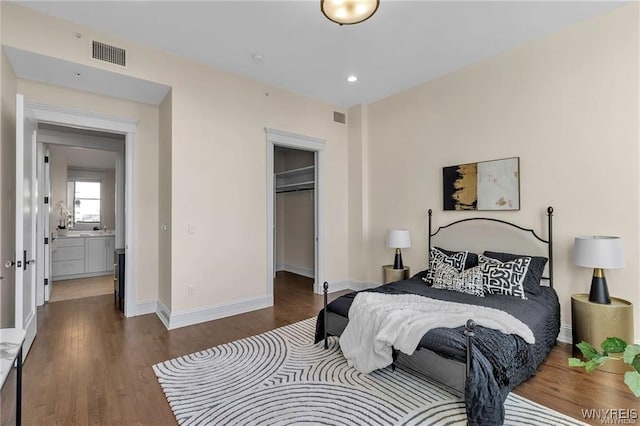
[346,75,358,83]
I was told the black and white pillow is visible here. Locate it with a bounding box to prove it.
[432,263,484,297]
[423,247,468,286]
[479,254,531,299]
[483,251,548,295]
[435,247,479,270]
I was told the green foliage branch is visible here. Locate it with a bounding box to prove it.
[569,337,640,397]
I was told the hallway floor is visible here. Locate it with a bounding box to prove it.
[50,275,113,302]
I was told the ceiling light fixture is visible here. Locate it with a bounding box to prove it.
[321,0,379,26]
[346,75,358,83]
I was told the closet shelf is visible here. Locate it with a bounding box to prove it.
[276,181,314,193]
[275,164,315,194]
[275,165,314,177]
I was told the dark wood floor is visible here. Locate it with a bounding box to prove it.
[9,272,638,425]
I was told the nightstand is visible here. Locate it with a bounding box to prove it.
[382,265,410,284]
[571,293,634,374]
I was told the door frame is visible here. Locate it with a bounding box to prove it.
[26,100,138,316]
[265,128,325,295]
[35,142,51,305]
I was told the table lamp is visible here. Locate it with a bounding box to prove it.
[387,229,411,270]
[573,236,624,304]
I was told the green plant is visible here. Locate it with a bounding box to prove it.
[569,337,640,397]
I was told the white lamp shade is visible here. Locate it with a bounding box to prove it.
[573,236,625,269]
[387,229,411,249]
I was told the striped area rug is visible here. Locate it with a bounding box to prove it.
[153,318,586,425]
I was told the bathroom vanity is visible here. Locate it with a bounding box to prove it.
[51,232,116,280]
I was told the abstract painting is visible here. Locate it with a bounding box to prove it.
[443,157,520,211]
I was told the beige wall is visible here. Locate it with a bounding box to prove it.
[6,2,628,339]
[363,4,639,339]
[158,91,172,310]
[279,191,315,274]
[2,3,349,316]
[275,195,285,267]
[347,104,367,283]
[0,44,18,327]
[16,79,161,305]
[166,44,347,312]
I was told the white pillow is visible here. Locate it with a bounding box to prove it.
[423,247,468,285]
[431,263,484,297]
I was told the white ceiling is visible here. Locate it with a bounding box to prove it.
[13,1,627,108]
[49,144,116,170]
[4,46,171,105]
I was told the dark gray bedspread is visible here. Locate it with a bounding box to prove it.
[314,275,560,426]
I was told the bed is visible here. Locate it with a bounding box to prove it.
[314,207,560,426]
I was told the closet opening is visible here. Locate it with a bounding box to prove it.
[265,128,326,303]
[274,147,316,299]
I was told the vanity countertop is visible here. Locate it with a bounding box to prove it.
[55,231,115,239]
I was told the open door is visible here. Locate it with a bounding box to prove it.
[15,94,38,357]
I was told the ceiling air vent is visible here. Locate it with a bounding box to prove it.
[333,111,346,124]
[92,40,126,67]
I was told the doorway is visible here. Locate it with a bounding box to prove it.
[265,128,325,299]
[26,99,137,316]
[37,125,124,305]
[274,147,315,297]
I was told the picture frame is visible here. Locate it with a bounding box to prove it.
[443,157,520,211]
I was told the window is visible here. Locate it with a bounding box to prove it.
[67,180,101,224]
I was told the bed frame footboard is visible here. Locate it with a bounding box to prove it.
[322,279,476,393]
[323,281,329,349]
[464,319,476,383]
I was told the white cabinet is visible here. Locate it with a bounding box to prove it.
[85,237,109,273]
[52,237,85,277]
[52,235,115,280]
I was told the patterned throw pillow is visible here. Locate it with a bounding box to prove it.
[483,251,548,295]
[422,247,468,286]
[432,263,484,297]
[435,247,479,270]
[479,254,531,299]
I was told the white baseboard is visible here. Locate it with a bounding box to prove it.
[156,295,272,330]
[346,280,378,291]
[558,323,572,344]
[322,280,353,293]
[156,300,171,329]
[557,323,639,345]
[317,280,376,293]
[131,300,158,316]
[276,263,314,278]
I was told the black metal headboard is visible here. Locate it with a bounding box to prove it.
[428,206,554,288]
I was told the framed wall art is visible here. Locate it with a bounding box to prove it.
[443,157,520,211]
